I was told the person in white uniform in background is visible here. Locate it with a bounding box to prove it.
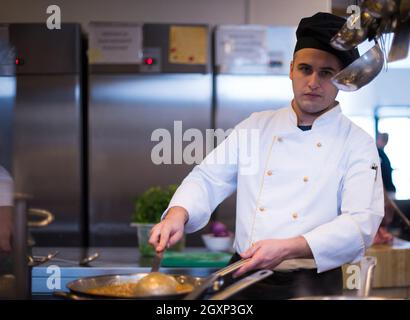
[149,12,384,299]
[0,166,13,252]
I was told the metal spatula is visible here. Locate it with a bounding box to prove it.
[151,250,164,272]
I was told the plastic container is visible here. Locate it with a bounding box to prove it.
[131,223,185,257]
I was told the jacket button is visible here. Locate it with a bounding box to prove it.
[291,212,298,220]
[303,176,309,182]
[316,142,322,148]
[267,170,273,176]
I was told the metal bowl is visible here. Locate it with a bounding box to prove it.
[331,43,384,91]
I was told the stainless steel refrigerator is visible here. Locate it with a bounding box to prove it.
[213,25,296,230]
[88,23,212,245]
[8,23,86,246]
[0,24,15,173]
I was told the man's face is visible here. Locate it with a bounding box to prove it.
[289,48,342,117]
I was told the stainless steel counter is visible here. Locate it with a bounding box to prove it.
[31,247,218,295]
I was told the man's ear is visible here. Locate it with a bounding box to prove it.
[289,61,294,80]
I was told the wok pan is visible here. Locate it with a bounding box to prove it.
[65,273,203,299]
[58,259,250,300]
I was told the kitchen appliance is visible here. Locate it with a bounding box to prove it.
[88,23,212,246]
[7,23,87,246]
[0,24,15,172]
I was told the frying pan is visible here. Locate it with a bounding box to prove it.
[58,259,250,300]
[65,273,203,299]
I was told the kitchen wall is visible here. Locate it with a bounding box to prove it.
[0,0,330,29]
[249,0,331,24]
[338,66,410,118]
[374,69,410,106]
[3,0,408,123]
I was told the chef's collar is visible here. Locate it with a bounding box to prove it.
[289,102,342,129]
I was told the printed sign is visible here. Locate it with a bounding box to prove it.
[88,22,143,64]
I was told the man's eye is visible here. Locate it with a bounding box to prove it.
[299,66,311,73]
[320,71,333,77]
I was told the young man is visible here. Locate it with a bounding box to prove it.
[0,166,13,252]
[149,13,384,298]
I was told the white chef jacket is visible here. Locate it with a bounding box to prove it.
[0,166,13,206]
[164,103,384,273]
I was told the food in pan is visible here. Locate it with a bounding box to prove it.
[85,273,194,297]
[133,272,178,295]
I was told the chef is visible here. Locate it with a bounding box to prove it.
[0,165,13,252]
[149,12,384,299]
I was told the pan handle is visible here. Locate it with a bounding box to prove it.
[212,258,249,277]
[208,269,273,300]
[183,259,249,300]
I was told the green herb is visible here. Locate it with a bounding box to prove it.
[132,184,178,223]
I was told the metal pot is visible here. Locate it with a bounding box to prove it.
[363,0,398,19]
[330,10,376,51]
[292,256,402,300]
[27,208,54,228]
[331,43,384,91]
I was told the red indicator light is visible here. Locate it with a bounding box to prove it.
[145,57,154,65]
[15,58,24,66]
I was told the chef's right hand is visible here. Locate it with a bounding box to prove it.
[148,206,188,253]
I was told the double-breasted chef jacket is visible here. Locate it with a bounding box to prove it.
[164,103,384,273]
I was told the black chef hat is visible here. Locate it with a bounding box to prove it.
[294,12,360,68]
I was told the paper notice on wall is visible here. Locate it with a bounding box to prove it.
[216,26,269,69]
[88,22,143,64]
[169,26,208,65]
